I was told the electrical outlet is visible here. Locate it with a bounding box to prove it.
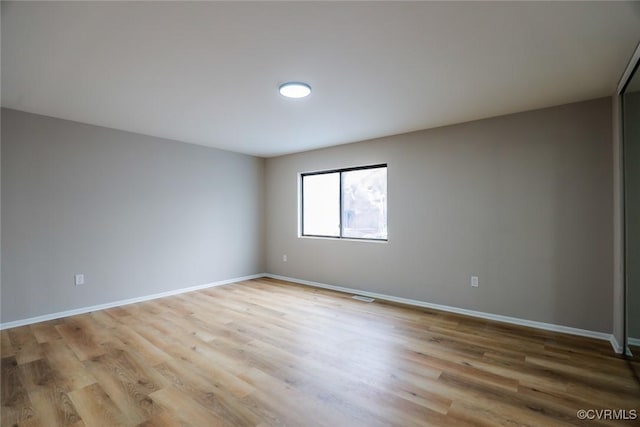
[283,254,288,262]
[471,276,479,288]
[75,274,85,286]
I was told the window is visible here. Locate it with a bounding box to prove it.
[301,164,387,240]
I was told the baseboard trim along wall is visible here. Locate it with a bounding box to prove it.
[0,273,264,330]
[1,272,622,354]
[610,335,624,354]
[629,337,640,347]
[264,274,621,353]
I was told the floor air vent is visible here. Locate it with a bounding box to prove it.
[352,295,375,303]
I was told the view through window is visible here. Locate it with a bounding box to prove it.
[301,164,387,240]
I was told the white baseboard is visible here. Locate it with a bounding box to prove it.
[0,273,265,330]
[610,335,624,354]
[1,272,622,355]
[629,337,640,347]
[264,273,617,350]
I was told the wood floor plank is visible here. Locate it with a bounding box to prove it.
[40,339,97,392]
[107,325,172,367]
[8,326,44,365]
[82,348,167,425]
[149,386,226,427]
[135,410,186,427]
[2,330,17,357]
[27,387,85,427]
[68,383,130,427]
[19,358,59,394]
[154,359,261,427]
[55,317,108,362]
[2,356,36,426]
[1,278,639,426]
[30,321,63,344]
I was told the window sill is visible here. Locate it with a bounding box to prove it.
[298,235,388,244]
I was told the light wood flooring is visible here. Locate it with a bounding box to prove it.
[2,278,639,426]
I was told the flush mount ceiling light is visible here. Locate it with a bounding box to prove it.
[279,82,312,99]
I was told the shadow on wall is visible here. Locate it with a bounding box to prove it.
[625,91,640,345]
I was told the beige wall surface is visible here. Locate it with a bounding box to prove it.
[265,98,613,333]
[1,108,265,323]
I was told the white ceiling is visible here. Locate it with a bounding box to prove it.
[2,1,640,157]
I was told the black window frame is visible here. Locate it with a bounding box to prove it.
[300,163,388,241]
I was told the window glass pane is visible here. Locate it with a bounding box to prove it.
[302,173,340,237]
[342,167,387,239]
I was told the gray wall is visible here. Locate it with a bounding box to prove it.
[265,98,613,333]
[1,107,3,324]
[1,100,615,333]
[624,91,640,340]
[1,108,265,323]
